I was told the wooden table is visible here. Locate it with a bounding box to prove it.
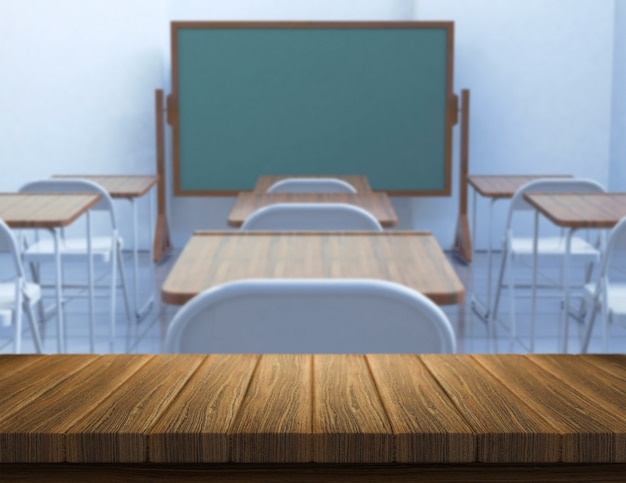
[1,354,625,481]
[0,193,100,353]
[466,175,572,324]
[524,192,626,352]
[228,192,398,228]
[253,175,372,193]
[53,175,159,320]
[161,231,464,306]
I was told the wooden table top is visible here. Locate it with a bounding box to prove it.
[1,354,624,466]
[467,174,572,198]
[524,192,626,228]
[253,175,372,193]
[0,193,100,228]
[161,231,464,306]
[53,175,158,198]
[228,192,398,227]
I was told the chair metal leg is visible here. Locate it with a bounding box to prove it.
[24,300,43,354]
[491,242,508,337]
[109,239,118,353]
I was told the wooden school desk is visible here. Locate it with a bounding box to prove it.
[162,231,463,306]
[0,193,100,353]
[1,354,625,481]
[466,175,571,323]
[524,192,626,353]
[228,193,398,228]
[253,175,372,193]
[53,175,158,320]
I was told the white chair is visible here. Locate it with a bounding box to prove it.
[266,178,357,193]
[18,179,131,352]
[165,279,456,354]
[241,203,383,231]
[581,216,626,353]
[491,178,605,350]
[0,220,43,353]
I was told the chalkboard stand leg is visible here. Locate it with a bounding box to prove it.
[153,89,172,263]
[454,89,472,264]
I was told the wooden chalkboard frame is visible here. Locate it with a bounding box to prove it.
[169,21,456,196]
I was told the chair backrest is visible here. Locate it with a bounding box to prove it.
[506,178,606,229]
[165,279,456,354]
[241,203,383,231]
[18,179,117,228]
[0,220,24,278]
[597,216,626,280]
[266,178,357,194]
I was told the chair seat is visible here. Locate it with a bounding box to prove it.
[584,283,626,328]
[510,236,599,258]
[0,282,41,326]
[22,236,122,263]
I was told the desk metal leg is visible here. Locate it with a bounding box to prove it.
[87,210,95,353]
[130,191,155,321]
[52,229,64,353]
[561,229,575,353]
[531,211,539,354]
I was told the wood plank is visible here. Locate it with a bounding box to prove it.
[420,354,561,463]
[366,354,475,463]
[0,193,100,228]
[474,354,626,463]
[229,354,312,463]
[4,463,626,482]
[254,175,372,193]
[0,355,97,428]
[65,354,204,463]
[579,354,626,383]
[149,354,259,463]
[161,232,464,306]
[0,355,149,463]
[312,354,393,463]
[0,354,45,382]
[228,192,398,227]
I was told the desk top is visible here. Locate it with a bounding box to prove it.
[53,175,158,198]
[0,193,100,228]
[524,192,626,228]
[0,354,624,465]
[467,175,572,198]
[253,175,372,193]
[228,192,398,227]
[161,231,463,306]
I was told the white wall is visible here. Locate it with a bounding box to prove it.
[0,0,165,246]
[1,0,619,252]
[610,0,626,191]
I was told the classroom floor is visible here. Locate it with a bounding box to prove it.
[1,248,625,354]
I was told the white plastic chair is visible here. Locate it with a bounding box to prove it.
[266,178,357,193]
[241,203,383,231]
[581,216,626,353]
[165,279,456,354]
[18,179,131,352]
[491,178,605,350]
[0,220,43,353]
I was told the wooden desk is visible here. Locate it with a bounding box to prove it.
[466,175,572,325]
[53,175,159,320]
[161,231,464,306]
[524,192,626,352]
[1,354,625,481]
[228,193,398,228]
[0,193,100,353]
[253,175,372,193]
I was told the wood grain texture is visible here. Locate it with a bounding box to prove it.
[420,354,561,463]
[253,175,372,193]
[149,354,259,463]
[524,193,626,229]
[0,355,147,463]
[65,355,203,463]
[228,193,398,227]
[52,175,158,198]
[312,354,393,463]
[3,463,626,482]
[366,354,475,463]
[579,354,626,383]
[467,175,572,199]
[0,354,45,382]
[229,354,312,463]
[474,354,626,463]
[0,193,100,228]
[160,231,464,306]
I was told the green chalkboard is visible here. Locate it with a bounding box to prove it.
[170,22,455,196]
